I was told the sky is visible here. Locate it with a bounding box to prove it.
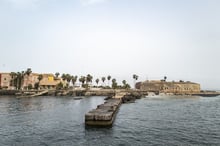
[0,0,220,89]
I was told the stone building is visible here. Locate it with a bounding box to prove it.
[23,73,40,89]
[39,74,61,89]
[136,80,200,94]
[0,72,62,90]
[0,73,12,89]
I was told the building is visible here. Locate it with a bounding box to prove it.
[136,80,200,94]
[0,72,63,90]
[23,73,40,89]
[0,73,12,89]
[39,74,61,89]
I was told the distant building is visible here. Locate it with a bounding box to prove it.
[23,73,39,89]
[0,73,12,89]
[39,74,61,89]
[0,72,63,90]
[136,80,200,94]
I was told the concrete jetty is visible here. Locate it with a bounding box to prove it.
[85,98,122,127]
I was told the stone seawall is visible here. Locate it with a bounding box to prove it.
[85,98,122,127]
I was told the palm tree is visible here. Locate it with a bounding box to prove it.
[101,77,106,86]
[86,74,93,85]
[38,74,43,82]
[10,72,16,88]
[25,68,32,90]
[61,73,67,81]
[112,78,117,89]
[95,78,99,86]
[65,74,72,86]
[122,80,127,86]
[25,68,32,76]
[55,72,60,78]
[71,76,78,87]
[79,76,86,87]
[133,74,139,88]
[35,74,43,90]
[107,75,111,86]
[164,76,167,82]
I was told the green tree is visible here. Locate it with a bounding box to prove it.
[86,74,93,85]
[122,80,127,86]
[112,78,117,89]
[164,76,167,82]
[56,82,64,90]
[65,74,72,87]
[25,68,32,76]
[107,75,111,86]
[61,73,67,81]
[71,76,78,87]
[37,74,43,90]
[55,72,60,78]
[79,76,86,87]
[133,74,139,88]
[95,78,99,86]
[25,68,32,90]
[102,77,106,86]
[10,72,17,88]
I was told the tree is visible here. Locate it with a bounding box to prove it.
[95,78,99,86]
[102,77,106,86]
[164,76,167,82]
[56,82,64,90]
[71,76,78,87]
[65,74,72,86]
[61,73,67,81]
[55,72,60,78]
[107,75,111,86]
[112,78,117,89]
[25,68,32,90]
[79,76,86,87]
[25,68,32,76]
[122,80,130,89]
[37,74,43,90]
[10,72,17,88]
[38,74,43,82]
[86,74,93,85]
[122,80,127,86]
[133,74,139,88]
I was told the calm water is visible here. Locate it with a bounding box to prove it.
[0,95,220,146]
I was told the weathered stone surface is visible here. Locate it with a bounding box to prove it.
[85,98,122,126]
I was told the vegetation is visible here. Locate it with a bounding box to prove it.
[71,76,78,87]
[55,72,60,78]
[95,78,99,86]
[112,78,117,89]
[133,74,139,88]
[7,69,135,90]
[102,77,106,86]
[107,75,111,86]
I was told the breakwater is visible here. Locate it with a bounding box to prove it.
[85,98,122,127]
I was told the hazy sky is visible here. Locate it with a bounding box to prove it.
[0,0,220,89]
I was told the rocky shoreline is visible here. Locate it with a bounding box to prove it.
[0,89,220,98]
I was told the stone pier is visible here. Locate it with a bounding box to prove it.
[85,98,122,127]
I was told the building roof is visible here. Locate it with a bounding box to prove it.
[143,80,199,85]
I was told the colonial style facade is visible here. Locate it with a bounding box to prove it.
[136,80,200,94]
[0,73,12,89]
[0,72,63,90]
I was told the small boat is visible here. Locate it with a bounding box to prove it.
[73,97,83,100]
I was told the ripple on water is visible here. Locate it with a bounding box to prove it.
[0,96,220,146]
